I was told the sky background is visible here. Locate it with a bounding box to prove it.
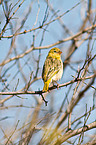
[0,0,96,144]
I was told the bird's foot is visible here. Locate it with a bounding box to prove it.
[52,80,59,89]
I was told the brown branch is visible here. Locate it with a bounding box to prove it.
[56,76,95,129]
[62,106,96,132]
[0,74,95,96]
[54,121,96,144]
[1,1,81,39]
[0,0,24,37]
[0,76,41,104]
[0,74,95,106]
[0,24,96,67]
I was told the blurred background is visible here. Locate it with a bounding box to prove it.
[0,0,96,144]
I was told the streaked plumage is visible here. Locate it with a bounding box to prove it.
[42,47,63,92]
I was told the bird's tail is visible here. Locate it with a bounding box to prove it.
[43,81,50,92]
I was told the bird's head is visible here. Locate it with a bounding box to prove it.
[48,47,62,59]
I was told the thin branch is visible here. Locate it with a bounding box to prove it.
[0,24,96,67]
[1,1,81,39]
[0,74,95,96]
[54,121,96,144]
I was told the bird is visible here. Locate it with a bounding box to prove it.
[42,47,63,92]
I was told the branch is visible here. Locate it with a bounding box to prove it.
[56,76,95,129]
[0,74,95,105]
[0,74,95,96]
[0,24,96,67]
[54,121,96,144]
[0,0,25,37]
[1,1,81,39]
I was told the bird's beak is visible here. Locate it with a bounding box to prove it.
[59,51,62,54]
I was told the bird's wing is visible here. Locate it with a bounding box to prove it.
[42,57,61,82]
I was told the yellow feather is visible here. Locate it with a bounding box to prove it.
[43,79,51,92]
[42,47,63,92]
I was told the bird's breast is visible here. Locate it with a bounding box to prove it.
[52,63,63,81]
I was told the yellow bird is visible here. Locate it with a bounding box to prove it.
[42,47,63,92]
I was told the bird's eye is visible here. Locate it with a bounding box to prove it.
[54,50,57,53]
